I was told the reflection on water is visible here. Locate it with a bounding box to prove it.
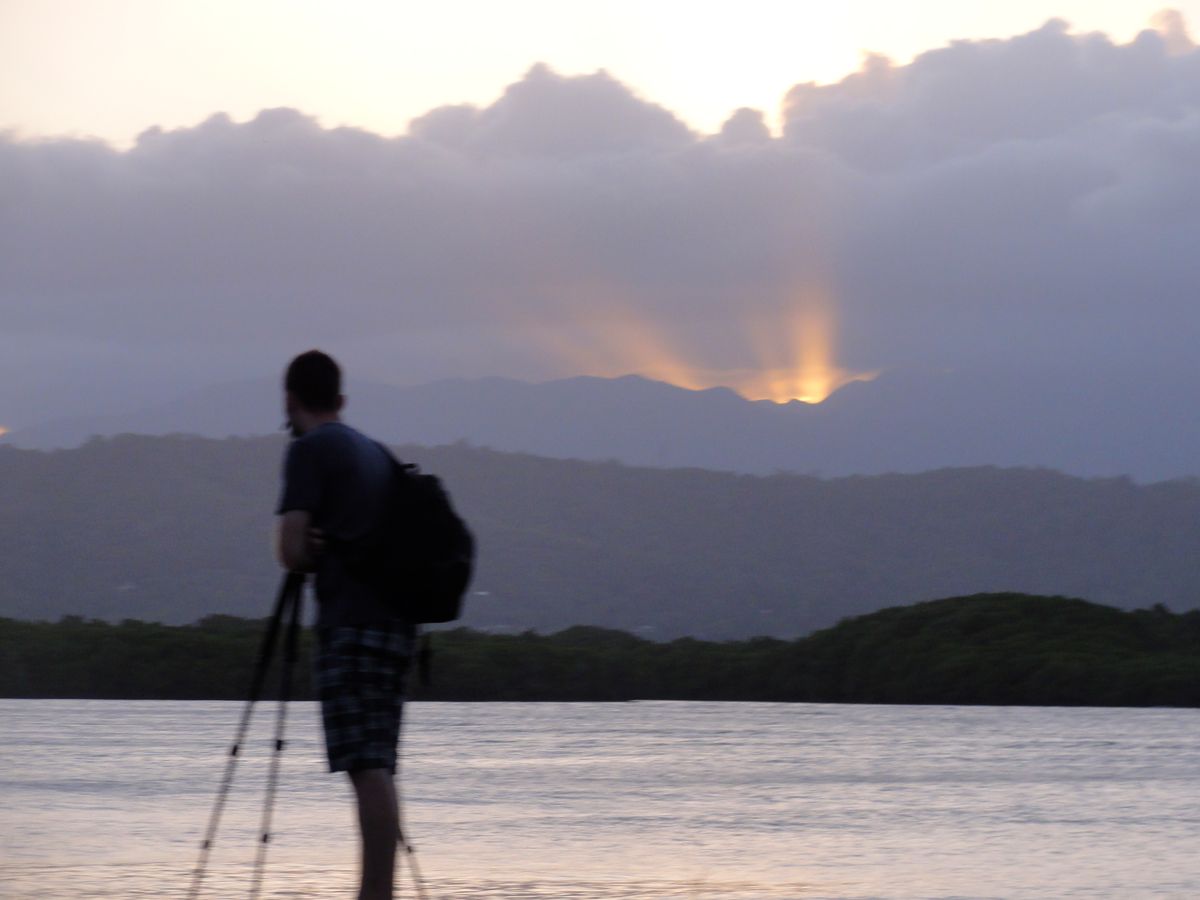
[0,864,823,899]
[2,700,1200,898]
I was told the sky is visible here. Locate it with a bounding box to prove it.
[3,2,1200,430]
[5,1,1199,142]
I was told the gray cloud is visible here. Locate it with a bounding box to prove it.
[3,15,1200,432]
[409,63,695,156]
[828,21,1200,371]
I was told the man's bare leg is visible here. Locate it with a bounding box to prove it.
[348,768,398,900]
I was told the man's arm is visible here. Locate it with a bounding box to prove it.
[276,438,325,572]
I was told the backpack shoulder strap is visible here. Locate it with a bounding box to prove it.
[372,439,416,474]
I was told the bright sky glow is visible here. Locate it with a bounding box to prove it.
[523,288,879,404]
[2,1,1197,144]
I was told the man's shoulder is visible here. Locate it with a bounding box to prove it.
[298,423,391,471]
[297,422,370,450]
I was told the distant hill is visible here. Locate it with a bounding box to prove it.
[3,435,1200,638]
[5,594,1199,706]
[792,593,1200,706]
[4,367,1200,481]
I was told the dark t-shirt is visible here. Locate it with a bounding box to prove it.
[276,421,396,628]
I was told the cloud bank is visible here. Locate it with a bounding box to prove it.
[3,15,1200,427]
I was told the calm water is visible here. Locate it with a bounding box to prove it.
[1,700,1199,898]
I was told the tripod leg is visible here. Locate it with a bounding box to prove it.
[397,779,431,900]
[187,572,303,900]
[399,841,432,900]
[249,575,304,899]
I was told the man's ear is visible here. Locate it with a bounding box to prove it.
[335,394,346,413]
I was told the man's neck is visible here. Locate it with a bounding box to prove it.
[300,413,340,435]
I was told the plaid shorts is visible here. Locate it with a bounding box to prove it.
[314,621,417,774]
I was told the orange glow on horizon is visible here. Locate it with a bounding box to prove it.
[528,285,875,404]
[0,426,8,437]
[740,299,879,403]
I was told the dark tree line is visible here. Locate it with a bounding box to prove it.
[4,593,1200,706]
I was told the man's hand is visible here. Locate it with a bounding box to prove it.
[307,527,327,560]
[277,510,321,572]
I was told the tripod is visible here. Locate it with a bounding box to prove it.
[186,572,432,899]
[187,571,305,900]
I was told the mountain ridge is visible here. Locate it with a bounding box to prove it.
[3,433,1200,639]
[5,367,1198,481]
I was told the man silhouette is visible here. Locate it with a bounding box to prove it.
[275,349,413,900]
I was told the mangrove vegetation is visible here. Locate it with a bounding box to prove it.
[3,593,1199,706]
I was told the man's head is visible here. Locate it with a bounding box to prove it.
[284,349,344,437]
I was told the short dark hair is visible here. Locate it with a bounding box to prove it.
[285,350,342,412]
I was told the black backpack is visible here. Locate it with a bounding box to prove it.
[341,444,475,624]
